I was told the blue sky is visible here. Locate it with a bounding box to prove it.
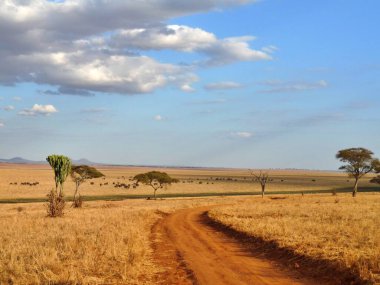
[0,0,379,169]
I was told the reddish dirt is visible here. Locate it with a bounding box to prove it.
[151,206,320,285]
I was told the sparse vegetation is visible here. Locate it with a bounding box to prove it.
[336,148,380,197]
[208,194,380,283]
[70,165,104,208]
[46,155,72,217]
[133,171,178,199]
[250,170,270,198]
[0,163,379,284]
[370,163,380,186]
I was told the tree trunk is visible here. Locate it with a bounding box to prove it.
[154,189,157,200]
[261,185,265,198]
[74,181,79,200]
[352,178,359,197]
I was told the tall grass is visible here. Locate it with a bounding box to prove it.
[0,202,157,285]
[208,194,380,283]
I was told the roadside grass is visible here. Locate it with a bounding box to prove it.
[0,197,228,285]
[208,193,380,284]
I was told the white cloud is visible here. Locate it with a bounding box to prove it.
[154,115,163,121]
[13,97,22,101]
[231,131,253,138]
[0,122,4,127]
[181,84,196,93]
[112,26,271,66]
[205,81,242,91]
[0,1,269,95]
[19,104,58,116]
[262,45,278,54]
[258,80,328,94]
[3,105,15,111]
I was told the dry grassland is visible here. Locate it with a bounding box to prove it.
[1,164,379,284]
[208,194,380,284]
[0,197,228,285]
[0,164,376,200]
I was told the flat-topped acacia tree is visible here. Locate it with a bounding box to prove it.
[336,148,380,197]
[133,171,178,199]
[46,154,72,217]
[70,165,104,208]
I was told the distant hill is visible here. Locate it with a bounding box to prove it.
[0,157,101,165]
[0,157,46,164]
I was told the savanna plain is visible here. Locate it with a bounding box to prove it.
[0,164,379,284]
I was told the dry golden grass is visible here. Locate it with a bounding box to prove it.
[1,164,379,284]
[0,196,228,285]
[0,164,376,199]
[208,194,380,283]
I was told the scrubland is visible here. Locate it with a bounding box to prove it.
[208,194,380,283]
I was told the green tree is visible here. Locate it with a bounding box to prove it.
[370,162,380,186]
[46,154,72,217]
[133,171,178,199]
[71,165,104,208]
[336,148,379,197]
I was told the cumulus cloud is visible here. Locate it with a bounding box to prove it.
[19,104,58,116]
[205,81,242,91]
[3,105,14,111]
[111,26,270,66]
[258,80,328,94]
[230,131,253,138]
[0,0,269,96]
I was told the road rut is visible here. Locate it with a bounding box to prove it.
[151,206,319,285]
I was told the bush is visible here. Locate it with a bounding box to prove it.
[46,189,65,217]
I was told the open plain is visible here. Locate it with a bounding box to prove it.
[0,163,379,284]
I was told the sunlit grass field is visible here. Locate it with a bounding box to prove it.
[0,163,379,284]
[0,197,229,285]
[0,163,377,201]
[208,194,380,284]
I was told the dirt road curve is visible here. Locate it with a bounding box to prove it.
[152,206,319,285]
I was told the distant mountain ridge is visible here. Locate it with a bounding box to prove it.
[0,157,101,165]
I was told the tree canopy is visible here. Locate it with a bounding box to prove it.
[71,165,104,182]
[133,171,178,199]
[336,147,379,196]
[70,165,104,208]
[46,154,72,196]
[370,161,380,185]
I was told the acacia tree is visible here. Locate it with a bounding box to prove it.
[71,165,104,208]
[250,170,270,198]
[46,154,72,217]
[133,171,178,199]
[370,163,380,186]
[336,148,379,197]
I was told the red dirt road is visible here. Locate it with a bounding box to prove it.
[152,206,319,285]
